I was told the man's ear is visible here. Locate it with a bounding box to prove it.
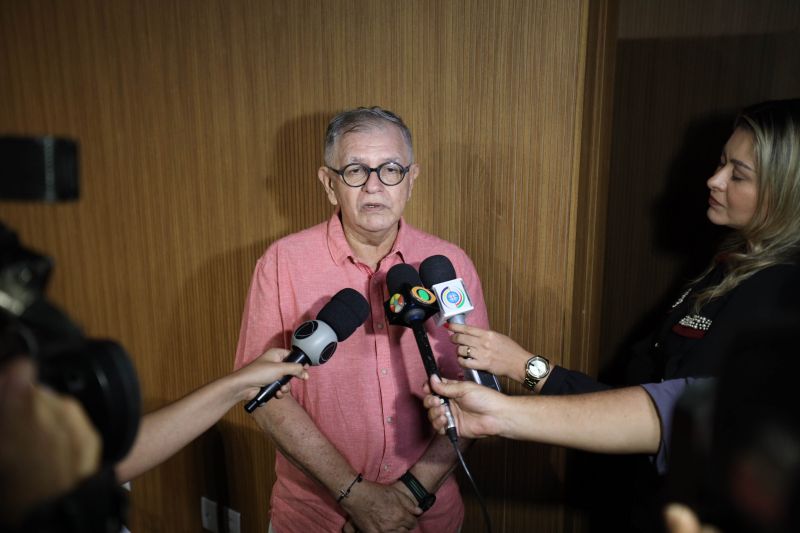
[406,163,420,199]
[318,167,338,206]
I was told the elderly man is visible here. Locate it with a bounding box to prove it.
[234,107,489,533]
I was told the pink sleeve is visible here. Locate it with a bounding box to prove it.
[233,246,288,370]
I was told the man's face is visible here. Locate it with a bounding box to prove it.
[318,124,418,241]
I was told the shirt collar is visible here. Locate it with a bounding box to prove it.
[326,210,409,266]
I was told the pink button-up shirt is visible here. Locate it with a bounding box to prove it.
[234,213,489,533]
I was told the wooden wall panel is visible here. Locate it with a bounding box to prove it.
[599,2,800,381]
[0,1,613,531]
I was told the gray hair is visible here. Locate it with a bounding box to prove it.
[323,106,414,166]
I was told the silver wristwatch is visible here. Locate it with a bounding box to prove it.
[523,355,551,392]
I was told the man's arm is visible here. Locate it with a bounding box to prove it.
[115,349,305,483]
[250,395,421,532]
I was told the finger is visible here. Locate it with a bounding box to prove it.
[450,322,488,338]
[275,362,306,378]
[258,347,292,363]
[446,322,468,334]
[430,375,448,395]
[431,413,448,434]
[664,503,702,533]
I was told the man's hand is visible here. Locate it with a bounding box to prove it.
[0,358,101,526]
[340,479,422,533]
[423,375,509,439]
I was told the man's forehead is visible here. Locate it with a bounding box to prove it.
[335,125,410,156]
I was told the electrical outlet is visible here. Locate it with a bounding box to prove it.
[224,506,241,533]
[201,496,219,533]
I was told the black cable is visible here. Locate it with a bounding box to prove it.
[449,435,493,533]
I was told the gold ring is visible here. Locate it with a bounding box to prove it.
[466,346,472,357]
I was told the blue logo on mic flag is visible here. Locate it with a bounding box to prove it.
[442,286,465,309]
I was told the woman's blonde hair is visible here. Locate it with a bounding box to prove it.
[692,99,800,312]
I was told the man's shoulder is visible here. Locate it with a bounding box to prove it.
[402,222,471,260]
[261,219,329,256]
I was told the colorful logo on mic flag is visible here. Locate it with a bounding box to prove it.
[441,286,466,310]
[410,286,436,305]
[388,293,405,313]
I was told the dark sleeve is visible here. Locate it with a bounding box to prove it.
[540,366,612,395]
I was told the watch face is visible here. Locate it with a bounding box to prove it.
[529,359,548,379]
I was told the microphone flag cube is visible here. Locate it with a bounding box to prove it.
[431,278,474,325]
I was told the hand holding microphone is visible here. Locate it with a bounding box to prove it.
[419,255,502,391]
[423,375,510,440]
[244,288,370,412]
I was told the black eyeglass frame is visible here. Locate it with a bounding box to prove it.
[326,161,412,187]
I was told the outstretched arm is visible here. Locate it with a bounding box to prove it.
[425,376,661,454]
[115,348,306,483]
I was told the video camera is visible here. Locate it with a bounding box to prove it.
[1,136,141,532]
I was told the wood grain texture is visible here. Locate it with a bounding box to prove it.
[0,1,612,531]
[599,6,800,384]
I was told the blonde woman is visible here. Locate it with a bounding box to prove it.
[427,98,800,464]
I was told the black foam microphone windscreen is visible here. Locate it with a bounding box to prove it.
[317,287,370,340]
[386,263,421,296]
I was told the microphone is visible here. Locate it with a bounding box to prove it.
[419,255,502,392]
[385,263,459,441]
[244,288,370,413]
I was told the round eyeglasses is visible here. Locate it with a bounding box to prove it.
[327,161,411,187]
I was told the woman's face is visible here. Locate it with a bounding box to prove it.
[707,128,759,230]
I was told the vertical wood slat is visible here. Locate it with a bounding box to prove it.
[0,1,612,531]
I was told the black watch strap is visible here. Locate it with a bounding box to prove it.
[399,471,436,511]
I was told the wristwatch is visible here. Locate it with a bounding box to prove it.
[399,471,436,512]
[523,355,551,392]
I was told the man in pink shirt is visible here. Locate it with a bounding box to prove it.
[234,107,489,533]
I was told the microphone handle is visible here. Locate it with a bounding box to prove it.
[244,374,292,413]
[410,322,441,379]
[410,322,458,441]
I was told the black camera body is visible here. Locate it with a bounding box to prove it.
[1,137,141,532]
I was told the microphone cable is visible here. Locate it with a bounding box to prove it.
[446,417,493,533]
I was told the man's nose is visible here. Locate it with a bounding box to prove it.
[362,169,384,190]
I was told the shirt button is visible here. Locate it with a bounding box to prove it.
[376,322,384,330]
[381,368,388,376]
[387,416,393,424]
[383,464,390,471]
